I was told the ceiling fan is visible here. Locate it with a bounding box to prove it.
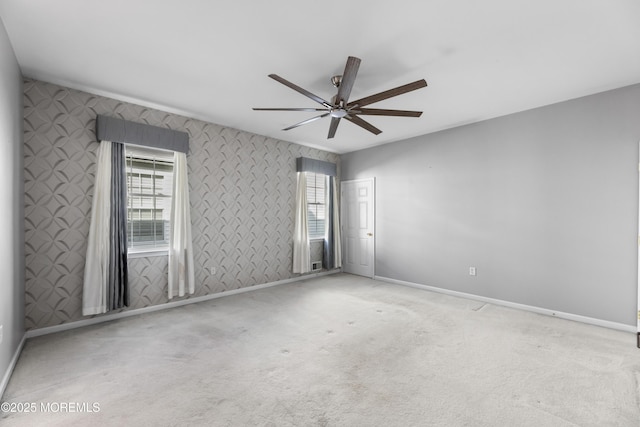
[253,56,427,139]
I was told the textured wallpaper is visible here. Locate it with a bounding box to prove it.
[23,79,339,330]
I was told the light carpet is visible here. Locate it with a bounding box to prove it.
[2,273,639,426]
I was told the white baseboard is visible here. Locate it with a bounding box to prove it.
[1,333,26,400]
[26,269,340,339]
[375,275,636,334]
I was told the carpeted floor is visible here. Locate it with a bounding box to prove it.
[2,273,639,426]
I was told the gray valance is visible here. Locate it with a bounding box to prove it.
[96,115,189,154]
[296,157,337,176]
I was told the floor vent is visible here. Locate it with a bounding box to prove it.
[311,261,322,272]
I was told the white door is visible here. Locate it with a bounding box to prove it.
[341,178,375,278]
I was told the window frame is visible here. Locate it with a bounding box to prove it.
[124,146,175,257]
[306,172,327,241]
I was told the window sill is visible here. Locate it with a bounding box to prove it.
[310,237,325,243]
[128,248,168,259]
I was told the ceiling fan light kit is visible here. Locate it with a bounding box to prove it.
[253,56,427,139]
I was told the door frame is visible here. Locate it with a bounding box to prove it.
[340,177,375,278]
[637,142,640,347]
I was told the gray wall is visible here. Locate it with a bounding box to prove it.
[24,79,337,330]
[341,84,640,326]
[0,16,24,388]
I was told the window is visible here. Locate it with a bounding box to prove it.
[306,172,326,240]
[125,146,174,252]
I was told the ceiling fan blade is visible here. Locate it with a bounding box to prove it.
[253,107,327,112]
[349,108,423,117]
[345,114,382,135]
[283,112,330,131]
[269,74,332,108]
[327,117,341,139]
[336,56,361,104]
[347,79,427,108]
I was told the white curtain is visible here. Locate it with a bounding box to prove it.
[83,140,112,315]
[168,152,195,299]
[331,177,342,269]
[292,172,310,273]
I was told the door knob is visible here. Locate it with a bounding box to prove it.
[367,232,373,236]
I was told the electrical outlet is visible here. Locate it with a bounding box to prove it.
[210,267,216,275]
[469,267,477,276]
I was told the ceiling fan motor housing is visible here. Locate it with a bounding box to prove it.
[330,108,348,118]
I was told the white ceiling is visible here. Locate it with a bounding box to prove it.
[1,0,639,154]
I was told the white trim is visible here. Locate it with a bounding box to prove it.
[26,270,340,339]
[1,334,26,400]
[375,275,636,334]
[127,249,168,259]
[22,74,340,156]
